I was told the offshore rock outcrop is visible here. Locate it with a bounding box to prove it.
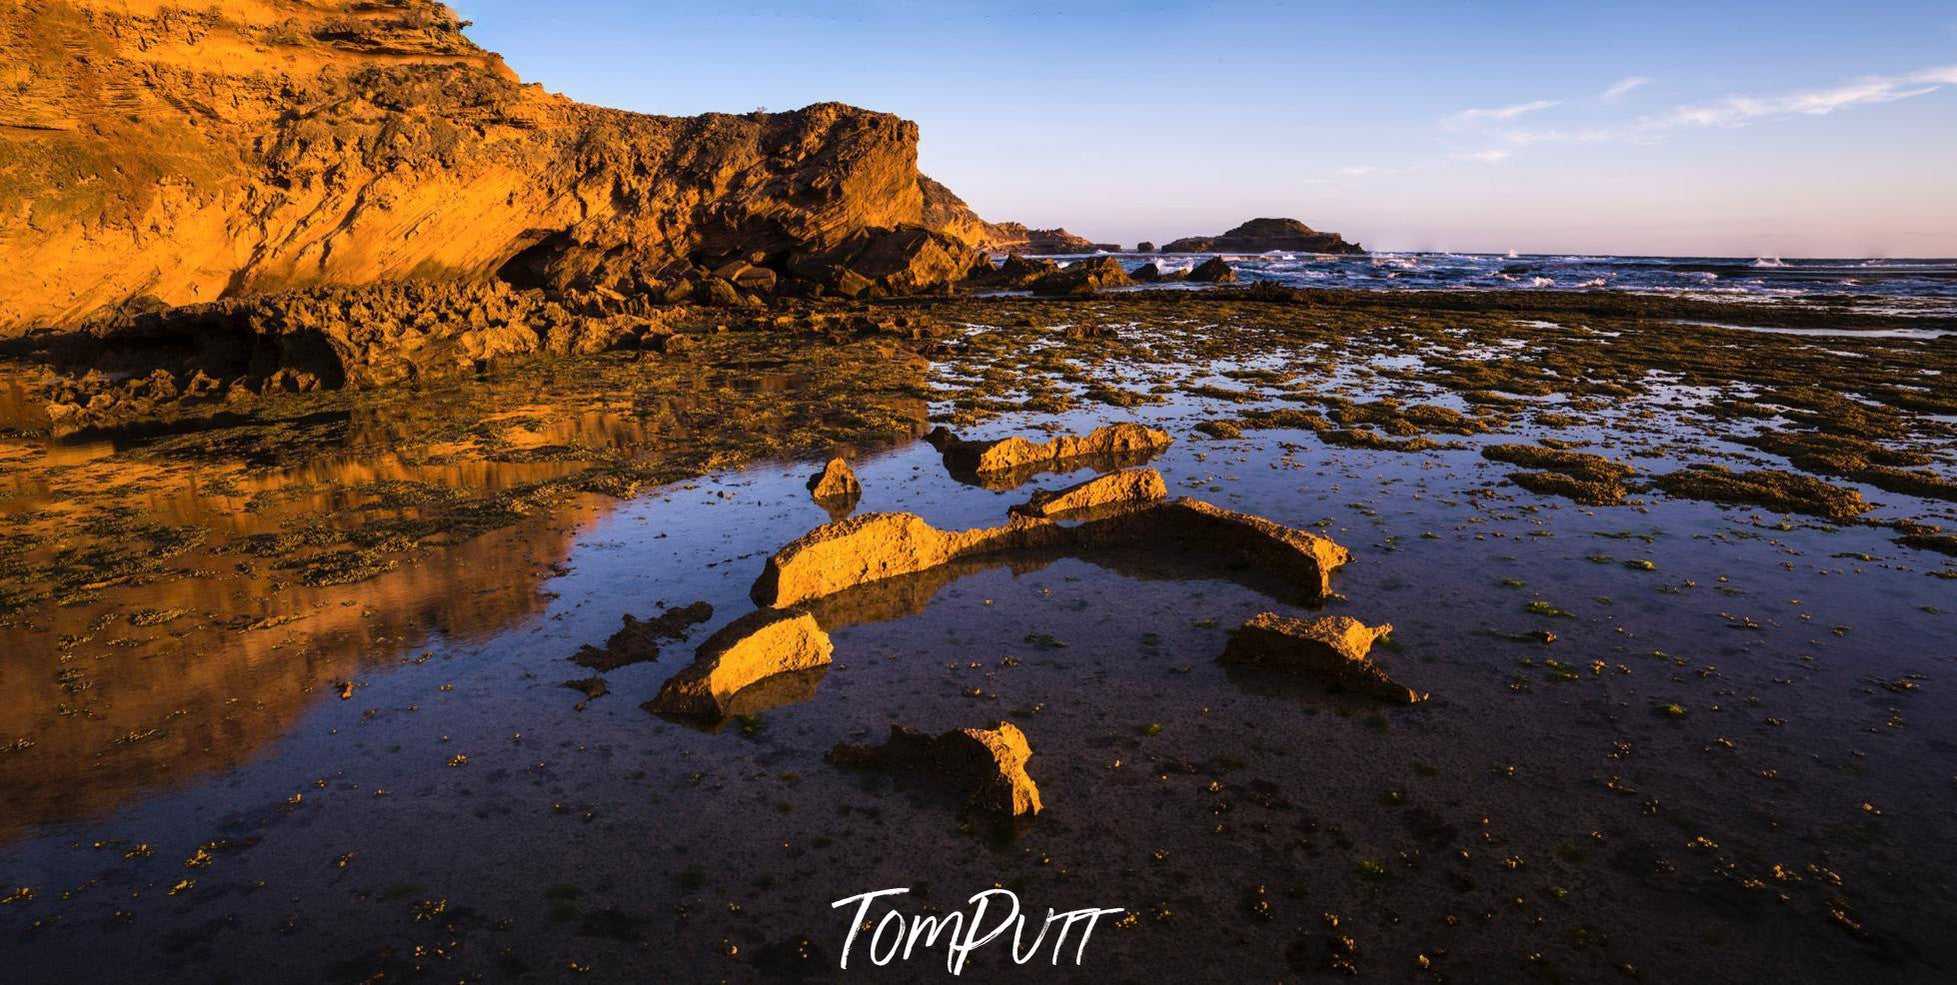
[0,0,1003,334]
[1160,218,1365,255]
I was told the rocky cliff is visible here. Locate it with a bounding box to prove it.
[1160,218,1364,255]
[0,0,1004,333]
[986,224,1118,255]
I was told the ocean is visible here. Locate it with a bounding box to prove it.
[1030,251,1957,318]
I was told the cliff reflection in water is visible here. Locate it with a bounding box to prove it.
[0,341,931,842]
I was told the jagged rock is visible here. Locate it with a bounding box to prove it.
[752,495,1350,607]
[934,422,1174,477]
[794,227,991,296]
[1160,218,1365,255]
[974,253,1061,289]
[1131,262,1164,283]
[1186,257,1238,284]
[0,1,1005,334]
[1029,256,1134,296]
[808,458,862,503]
[647,609,834,717]
[828,722,1043,815]
[572,601,715,671]
[1221,613,1420,703]
[1010,467,1167,519]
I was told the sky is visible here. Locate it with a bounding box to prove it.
[452,1,1957,257]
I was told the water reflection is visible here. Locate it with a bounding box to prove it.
[0,340,930,842]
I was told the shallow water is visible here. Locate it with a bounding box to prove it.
[3,310,1957,982]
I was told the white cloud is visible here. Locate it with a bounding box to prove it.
[1646,64,1957,128]
[1602,76,1653,101]
[1442,99,1560,132]
[1452,149,1513,164]
[1336,164,1422,177]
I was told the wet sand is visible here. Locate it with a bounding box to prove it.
[2,291,1955,983]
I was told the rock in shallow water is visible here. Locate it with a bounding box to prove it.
[1221,613,1422,704]
[1010,467,1168,519]
[931,422,1174,477]
[829,722,1044,816]
[648,609,834,717]
[807,457,863,504]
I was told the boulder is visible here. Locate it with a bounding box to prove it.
[980,253,1061,289]
[1131,262,1163,283]
[1186,256,1238,283]
[1221,613,1420,703]
[828,722,1043,815]
[1010,467,1167,519]
[807,457,862,502]
[1136,241,1157,253]
[648,609,835,717]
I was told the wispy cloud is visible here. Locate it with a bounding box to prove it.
[1602,76,1653,101]
[1645,65,1957,128]
[1336,164,1422,177]
[1452,149,1513,164]
[1441,99,1560,132]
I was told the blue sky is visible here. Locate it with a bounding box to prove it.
[453,1,1957,257]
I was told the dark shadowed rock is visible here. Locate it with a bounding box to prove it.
[828,721,1044,815]
[1029,256,1136,296]
[1186,256,1238,283]
[572,601,716,672]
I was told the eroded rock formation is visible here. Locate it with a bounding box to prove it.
[0,0,1005,333]
[750,496,1351,608]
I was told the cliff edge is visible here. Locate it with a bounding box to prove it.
[0,0,1005,333]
